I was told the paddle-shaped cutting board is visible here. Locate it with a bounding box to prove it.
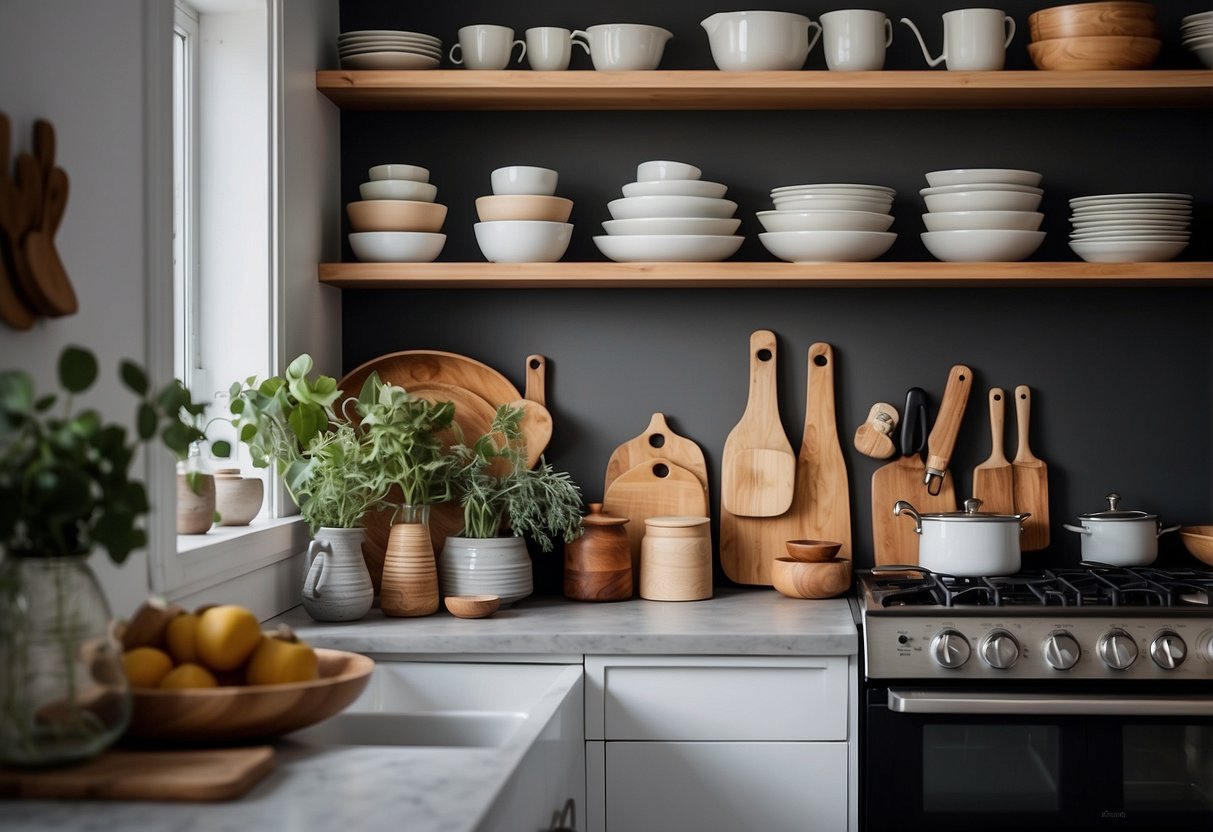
[604,412,709,503]
[1013,384,1050,551]
[972,387,1015,515]
[720,329,795,517]
[602,457,709,580]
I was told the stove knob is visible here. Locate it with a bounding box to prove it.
[1097,630,1139,671]
[930,629,971,669]
[1149,632,1187,670]
[1043,632,1081,671]
[980,631,1020,669]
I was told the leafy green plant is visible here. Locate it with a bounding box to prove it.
[0,346,212,564]
[446,405,583,551]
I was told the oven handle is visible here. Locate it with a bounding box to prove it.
[888,689,1213,717]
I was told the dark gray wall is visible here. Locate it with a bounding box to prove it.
[336,0,1213,590]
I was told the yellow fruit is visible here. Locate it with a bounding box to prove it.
[245,628,319,686]
[122,646,174,688]
[159,662,219,689]
[195,605,261,671]
[165,612,200,664]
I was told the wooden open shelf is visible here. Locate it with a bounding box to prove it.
[316,70,1213,111]
[319,261,1213,289]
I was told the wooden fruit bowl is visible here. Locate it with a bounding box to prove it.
[1178,525,1213,568]
[772,557,852,600]
[1028,2,1158,42]
[1027,35,1160,70]
[126,648,373,743]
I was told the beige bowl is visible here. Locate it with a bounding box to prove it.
[1029,2,1157,42]
[772,557,852,600]
[444,595,501,618]
[475,195,573,223]
[1027,35,1160,70]
[213,470,264,527]
[1178,525,1213,567]
[347,199,447,232]
[784,539,843,562]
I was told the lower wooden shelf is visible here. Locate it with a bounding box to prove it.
[319,261,1213,289]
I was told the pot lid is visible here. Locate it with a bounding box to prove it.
[581,503,629,527]
[1078,492,1156,521]
[906,498,1029,523]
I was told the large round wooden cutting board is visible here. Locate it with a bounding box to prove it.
[337,349,521,410]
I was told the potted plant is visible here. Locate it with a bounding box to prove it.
[0,345,210,766]
[439,404,583,607]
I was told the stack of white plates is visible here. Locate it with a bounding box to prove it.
[338,30,442,70]
[594,161,744,262]
[1068,192,1192,263]
[1182,11,1212,68]
[918,168,1046,262]
[757,183,897,262]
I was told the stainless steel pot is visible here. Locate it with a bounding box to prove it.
[894,498,1029,576]
[1063,492,1179,566]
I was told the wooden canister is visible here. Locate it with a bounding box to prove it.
[640,516,712,601]
[563,504,632,601]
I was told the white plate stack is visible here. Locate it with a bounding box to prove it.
[1182,11,1213,68]
[1068,192,1192,263]
[756,183,897,262]
[918,168,1046,262]
[594,160,744,262]
[338,29,442,70]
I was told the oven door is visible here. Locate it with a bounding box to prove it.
[863,684,1213,831]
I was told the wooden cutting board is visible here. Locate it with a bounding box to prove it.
[604,412,709,503]
[338,349,521,410]
[602,457,709,580]
[0,746,274,802]
[972,387,1015,515]
[1013,384,1050,551]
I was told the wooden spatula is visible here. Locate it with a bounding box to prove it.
[720,329,795,517]
[1013,384,1050,551]
[972,387,1015,515]
[923,364,973,497]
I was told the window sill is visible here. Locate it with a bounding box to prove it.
[172,516,309,599]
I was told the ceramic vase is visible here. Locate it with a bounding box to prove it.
[213,468,264,526]
[564,503,631,601]
[380,505,439,617]
[438,536,533,607]
[176,472,215,534]
[300,527,374,622]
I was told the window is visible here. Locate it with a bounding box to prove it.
[173,2,201,395]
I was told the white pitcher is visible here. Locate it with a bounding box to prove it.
[301,527,374,622]
[901,8,1016,71]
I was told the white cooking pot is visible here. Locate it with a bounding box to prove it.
[1063,492,1179,567]
[894,498,1029,576]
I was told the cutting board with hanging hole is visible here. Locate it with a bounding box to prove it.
[602,457,709,581]
[604,412,709,504]
[972,387,1015,515]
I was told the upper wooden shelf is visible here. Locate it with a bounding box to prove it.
[319,261,1213,289]
[315,70,1213,111]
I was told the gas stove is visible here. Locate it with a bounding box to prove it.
[860,565,1213,682]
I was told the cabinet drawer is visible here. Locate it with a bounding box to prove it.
[585,655,848,741]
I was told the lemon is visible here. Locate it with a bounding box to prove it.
[245,631,319,686]
[195,605,261,671]
[122,646,174,688]
[165,612,199,664]
[159,662,219,689]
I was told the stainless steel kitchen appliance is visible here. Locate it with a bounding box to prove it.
[859,565,1213,831]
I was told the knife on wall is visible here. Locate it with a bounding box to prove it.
[923,364,973,496]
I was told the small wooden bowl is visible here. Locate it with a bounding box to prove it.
[444,594,501,619]
[784,539,843,563]
[772,557,852,600]
[1178,525,1213,568]
[1027,35,1160,70]
[346,199,447,232]
[476,195,573,223]
[1029,2,1158,42]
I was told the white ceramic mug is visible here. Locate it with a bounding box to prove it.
[820,9,894,71]
[901,8,1016,71]
[449,24,526,70]
[491,165,559,195]
[571,23,673,71]
[525,27,589,71]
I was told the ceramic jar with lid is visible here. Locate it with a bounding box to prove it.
[1063,492,1180,566]
[640,516,712,601]
[564,503,631,601]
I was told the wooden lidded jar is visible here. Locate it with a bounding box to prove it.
[640,516,712,601]
[563,504,632,601]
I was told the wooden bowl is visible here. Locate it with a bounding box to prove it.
[346,199,447,232]
[784,539,843,563]
[771,557,852,600]
[125,648,373,742]
[1029,2,1158,42]
[1178,525,1213,567]
[475,195,573,223]
[444,594,501,619]
[1027,36,1161,70]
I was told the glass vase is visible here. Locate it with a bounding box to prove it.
[0,555,131,766]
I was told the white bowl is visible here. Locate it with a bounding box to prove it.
[1070,239,1188,263]
[473,221,573,263]
[772,194,893,213]
[922,210,1044,232]
[923,191,1042,213]
[920,183,1043,197]
[621,179,729,199]
[770,183,895,196]
[601,217,742,236]
[607,195,738,219]
[702,10,815,71]
[368,164,429,183]
[491,165,559,197]
[756,209,895,233]
[1190,43,1213,68]
[920,230,1046,262]
[758,230,897,262]
[358,179,439,202]
[924,169,1043,188]
[636,160,702,182]
[592,234,744,262]
[348,231,445,262]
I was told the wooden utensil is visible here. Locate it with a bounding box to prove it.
[1013,384,1050,551]
[24,164,77,316]
[1,153,52,315]
[0,747,274,802]
[972,387,1015,515]
[602,457,709,580]
[512,354,552,462]
[0,112,34,330]
[604,412,709,502]
[720,329,795,517]
[923,364,973,497]
[853,401,899,459]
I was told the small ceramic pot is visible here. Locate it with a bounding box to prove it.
[1063,492,1179,567]
[213,468,263,526]
[176,472,215,535]
[894,498,1029,576]
[438,536,533,607]
[301,527,374,622]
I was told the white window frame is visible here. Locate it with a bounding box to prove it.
[173,2,202,396]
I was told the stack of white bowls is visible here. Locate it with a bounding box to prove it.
[1068,192,1192,263]
[474,166,573,263]
[1182,11,1213,68]
[594,160,743,262]
[348,164,447,263]
[918,169,1046,262]
[757,183,897,262]
[338,29,442,70]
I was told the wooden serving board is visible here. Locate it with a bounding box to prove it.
[1013,384,1050,551]
[604,412,709,503]
[338,349,521,410]
[602,457,709,581]
[0,746,274,802]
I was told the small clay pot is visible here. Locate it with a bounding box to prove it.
[564,504,631,601]
[177,472,215,535]
[214,469,264,526]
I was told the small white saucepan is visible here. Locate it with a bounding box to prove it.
[894,498,1030,576]
[1063,492,1179,567]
